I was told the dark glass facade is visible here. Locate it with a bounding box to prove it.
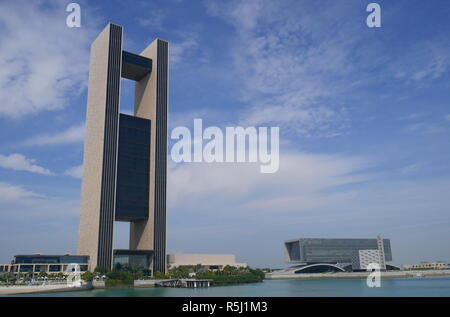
[115,114,151,221]
[19,265,33,272]
[14,255,89,264]
[113,250,152,273]
[49,265,61,272]
[285,238,392,263]
[8,255,89,274]
[78,25,167,273]
[121,50,152,81]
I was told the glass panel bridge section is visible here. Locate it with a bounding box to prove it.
[121,50,152,81]
[115,113,151,221]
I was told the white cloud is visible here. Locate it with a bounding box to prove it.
[206,0,361,137]
[0,1,96,118]
[404,122,445,135]
[393,38,450,83]
[400,113,426,121]
[64,164,83,179]
[400,163,423,175]
[167,153,450,266]
[168,152,372,214]
[0,181,79,219]
[0,182,43,201]
[206,1,450,138]
[136,8,165,29]
[23,124,85,146]
[135,5,202,66]
[0,153,53,175]
[170,35,199,65]
[0,181,80,262]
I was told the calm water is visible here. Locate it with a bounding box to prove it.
[11,277,450,297]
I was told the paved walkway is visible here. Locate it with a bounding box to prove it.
[0,283,91,295]
[265,269,450,280]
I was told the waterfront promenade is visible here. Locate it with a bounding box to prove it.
[4,278,450,297]
[0,283,92,295]
[265,269,450,280]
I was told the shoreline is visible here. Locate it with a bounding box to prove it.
[0,283,92,296]
[2,271,449,295]
[0,279,262,295]
[265,269,450,280]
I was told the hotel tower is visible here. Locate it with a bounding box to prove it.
[77,23,168,274]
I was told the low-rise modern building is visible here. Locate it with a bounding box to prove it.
[403,262,449,270]
[0,264,11,273]
[0,254,89,275]
[284,236,397,273]
[167,254,247,270]
[352,249,383,270]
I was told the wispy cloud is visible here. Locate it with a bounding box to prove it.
[170,35,199,65]
[168,152,372,214]
[400,162,423,175]
[136,8,166,29]
[206,0,362,138]
[0,1,97,118]
[167,153,450,266]
[400,113,426,121]
[64,164,83,179]
[205,1,450,139]
[0,181,79,220]
[22,124,85,146]
[0,181,43,200]
[0,153,53,175]
[393,38,450,83]
[404,122,446,135]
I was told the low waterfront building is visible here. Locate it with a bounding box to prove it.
[283,236,398,273]
[167,254,247,270]
[0,254,89,275]
[0,264,11,272]
[403,262,449,270]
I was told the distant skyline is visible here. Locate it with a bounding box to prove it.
[1,0,450,268]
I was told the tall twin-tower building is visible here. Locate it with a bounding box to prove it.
[77,24,168,274]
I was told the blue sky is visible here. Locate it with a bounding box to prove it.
[0,0,449,268]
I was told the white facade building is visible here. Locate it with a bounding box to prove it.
[167,254,247,270]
